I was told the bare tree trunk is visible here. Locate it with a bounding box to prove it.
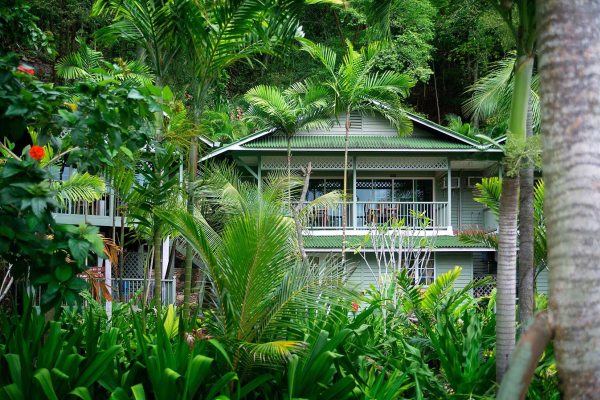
[496,176,520,381]
[341,110,350,263]
[539,1,600,396]
[518,99,536,332]
[184,137,198,320]
[294,163,312,262]
[153,226,162,313]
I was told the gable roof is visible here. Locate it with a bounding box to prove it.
[200,113,498,161]
[244,135,474,150]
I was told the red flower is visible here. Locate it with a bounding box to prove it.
[351,301,359,313]
[17,65,35,76]
[29,145,45,160]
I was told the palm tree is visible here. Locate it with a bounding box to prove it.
[243,81,332,204]
[93,0,318,320]
[127,145,180,313]
[477,0,537,381]
[459,177,547,281]
[299,38,414,259]
[159,166,352,372]
[463,56,541,332]
[498,2,600,397]
[56,37,154,85]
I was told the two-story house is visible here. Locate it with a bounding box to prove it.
[201,111,549,294]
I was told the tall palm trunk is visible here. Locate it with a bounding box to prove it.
[287,136,292,211]
[497,176,520,379]
[539,1,600,395]
[153,225,162,313]
[341,110,351,262]
[496,54,533,381]
[518,99,535,332]
[183,137,198,320]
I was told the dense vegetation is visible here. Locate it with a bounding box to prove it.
[2,0,600,397]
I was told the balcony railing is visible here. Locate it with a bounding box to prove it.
[301,201,449,229]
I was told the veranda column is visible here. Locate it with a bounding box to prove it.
[447,158,452,230]
[257,156,262,192]
[352,155,357,229]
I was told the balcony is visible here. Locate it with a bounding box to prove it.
[52,192,124,227]
[303,201,449,230]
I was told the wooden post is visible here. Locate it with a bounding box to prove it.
[352,155,357,229]
[447,159,452,230]
[257,156,262,192]
[104,258,112,320]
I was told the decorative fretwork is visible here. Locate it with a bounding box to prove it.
[119,252,146,278]
[261,156,351,170]
[356,157,448,170]
[473,274,496,297]
[261,156,448,171]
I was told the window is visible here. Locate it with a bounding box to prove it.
[356,178,434,202]
[404,255,435,285]
[307,179,342,201]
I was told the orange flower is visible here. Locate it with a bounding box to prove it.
[351,301,359,312]
[29,145,45,160]
[17,65,35,76]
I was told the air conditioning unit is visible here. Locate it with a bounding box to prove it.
[467,176,484,188]
[441,177,461,189]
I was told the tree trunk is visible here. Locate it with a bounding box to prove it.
[538,1,600,396]
[496,176,520,381]
[153,226,162,313]
[496,52,533,382]
[183,138,198,320]
[341,110,351,262]
[287,135,292,211]
[294,163,312,262]
[518,99,536,332]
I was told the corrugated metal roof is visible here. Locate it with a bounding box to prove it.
[303,235,491,249]
[243,136,474,150]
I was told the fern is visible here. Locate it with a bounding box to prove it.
[52,172,106,206]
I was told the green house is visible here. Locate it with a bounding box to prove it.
[202,111,548,295]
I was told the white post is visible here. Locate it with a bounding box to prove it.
[447,159,452,231]
[104,259,112,319]
[352,156,357,229]
[162,236,169,279]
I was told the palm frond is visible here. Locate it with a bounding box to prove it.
[458,230,498,249]
[52,172,106,206]
[473,177,501,216]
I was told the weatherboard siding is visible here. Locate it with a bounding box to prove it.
[435,252,473,289]
[536,268,549,295]
[310,252,474,292]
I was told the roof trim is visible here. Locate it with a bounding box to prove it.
[227,147,502,153]
[200,127,276,162]
[406,112,481,147]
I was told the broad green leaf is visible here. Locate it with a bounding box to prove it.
[34,368,59,400]
[69,387,93,400]
[131,384,146,400]
[75,345,122,387]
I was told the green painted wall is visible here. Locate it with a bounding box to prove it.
[316,252,475,291]
[536,268,549,294]
[435,252,473,289]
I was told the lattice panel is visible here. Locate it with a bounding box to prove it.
[261,156,351,170]
[356,157,447,170]
[121,252,146,278]
[473,275,496,298]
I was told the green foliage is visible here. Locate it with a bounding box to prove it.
[0,157,104,310]
[52,172,106,206]
[300,38,415,134]
[0,0,56,58]
[0,53,168,172]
